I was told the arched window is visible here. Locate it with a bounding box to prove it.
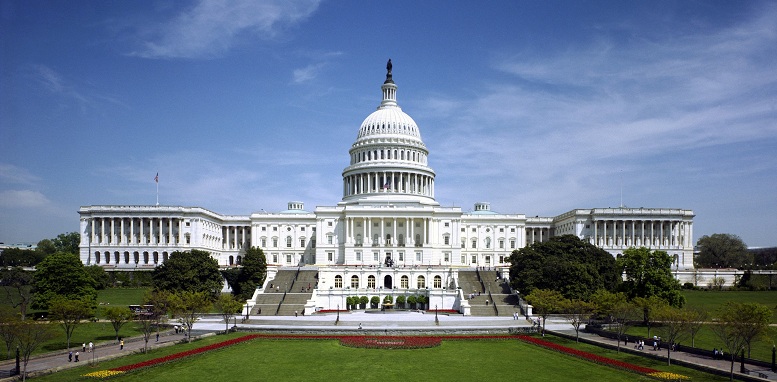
[368,275,376,288]
[434,275,442,288]
[114,252,119,264]
[485,237,491,249]
[143,252,149,264]
[124,252,130,264]
[95,252,101,264]
[229,256,234,265]
[153,252,159,264]
[163,252,168,262]
[334,275,343,288]
[386,234,392,245]
[417,276,426,289]
[351,275,359,289]
[105,252,110,264]
[401,275,409,289]
[134,252,139,264]
[286,236,292,248]
[236,256,242,265]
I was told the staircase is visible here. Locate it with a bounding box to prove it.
[459,269,518,317]
[251,267,317,316]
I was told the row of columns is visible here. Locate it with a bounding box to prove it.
[351,147,427,165]
[93,250,168,265]
[344,217,430,247]
[222,225,250,250]
[593,219,692,248]
[526,227,551,246]
[343,171,434,197]
[89,217,182,246]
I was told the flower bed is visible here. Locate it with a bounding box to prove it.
[516,336,689,381]
[340,336,441,349]
[83,334,261,379]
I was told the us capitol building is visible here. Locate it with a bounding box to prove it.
[78,62,695,314]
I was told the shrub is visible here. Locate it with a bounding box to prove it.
[359,296,368,308]
[370,296,380,309]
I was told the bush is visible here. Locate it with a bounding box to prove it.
[370,296,380,309]
[682,282,697,290]
[359,296,368,308]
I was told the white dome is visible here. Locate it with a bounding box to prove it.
[357,107,421,139]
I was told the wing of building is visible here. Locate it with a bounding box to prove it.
[78,62,694,315]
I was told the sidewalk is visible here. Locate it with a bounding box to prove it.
[0,329,188,379]
[547,318,775,381]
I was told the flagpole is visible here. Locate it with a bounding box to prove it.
[155,172,159,206]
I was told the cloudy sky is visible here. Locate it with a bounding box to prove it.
[1,1,775,247]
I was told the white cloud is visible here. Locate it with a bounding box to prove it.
[292,62,325,83]
[0,190,51,208]
[131,0,321,59]
[0,163,41,185]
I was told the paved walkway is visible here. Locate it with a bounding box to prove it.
[1,313,774,380]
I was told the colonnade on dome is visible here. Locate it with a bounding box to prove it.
[342,171,434,198]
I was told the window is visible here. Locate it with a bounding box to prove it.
[434,275,442,288]
[444,253,450,262]
[261,238,267,247]
[327,235,333,245]
[417,276,426,288]
[368,275,376,288]
[499,239,504,249]
[356,251,362,261]
[398,252,404,261]
[461,239,466,248]
[301,227,305,231]
[300,238,306,247]
[272,238,278,247]
[415,252,421,261]
[472,228,476,232]
[499,255,505,263]
[444,222,449,227]
[510,228,515,232]
[471,255,477,264]
[328,221,333,227]
[461,255,466,264]
[261,226,266,231]
[273,226,278,231]
[286,254,292,264]
[499,228,504,233]
[286,236,292,248]
[444,235,450,245]
[401,275,409,288]
[327,252,333,261]
[485,237,491,249]
[311,238,316,248]
[351,275,359,288]
[272,254,278,263]
[471,239,477,249]
[510,240,516,249]
[334,275,343,288]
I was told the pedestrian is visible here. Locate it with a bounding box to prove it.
[294,310,298,317]
[68,351,73,362]
[74,351,79,362]
[120,339,124,350]
[89,341,93,353]
[156,332,160,342]
[82,343,86,352]
[485,299,489,306]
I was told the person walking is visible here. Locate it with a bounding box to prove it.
[68,351,72,362]
[88,341,93,353]
[82,343,86,352]
[120,339,124,350]
[74,351,79,362]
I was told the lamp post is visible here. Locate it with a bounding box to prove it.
[336,304,340,325]
[435,304,439,326]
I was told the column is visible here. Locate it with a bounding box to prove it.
[110,219,115,244]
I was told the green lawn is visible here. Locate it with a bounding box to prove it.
[682,290,777,323]
[32,333,729,382]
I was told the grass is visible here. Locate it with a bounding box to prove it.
[682,289,777,323]
[32,333,729,382]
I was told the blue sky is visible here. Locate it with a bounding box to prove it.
[1,1,776,247]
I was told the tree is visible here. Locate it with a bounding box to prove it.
[562,299,595,342]
[35,239,56,256]
[509,235,621,301]
[213,294,243,334]
[712,302,772,381]
[618,247,685,308]
[169,290,212,343]
[654,306,691,365]
[686,307,707,348]
[32,252,97,310]
[152,250,222,298]
[14,320,56,382]
[1,267,33,320]
[104,306,134,342]
[52,232,81,255]
[696,233,752,268]
[228,247,267,301]
[0,306,19,360]
[48,297,93,350]
[138,290,171,353]
[591,289,636,353]
[0,247,46,267]
[632,295,668,338]
[84,265,110,290]
[525,288,565,336]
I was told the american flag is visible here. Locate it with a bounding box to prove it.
[155,173,158,183]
